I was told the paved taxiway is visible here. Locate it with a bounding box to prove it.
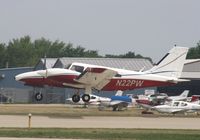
[0,115,200,129]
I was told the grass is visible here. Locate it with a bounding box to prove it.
[0,104,199,118]
[0,104,143,117]
[0,128,199,140]
[0,104,200,139]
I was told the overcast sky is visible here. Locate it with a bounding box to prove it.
[0,0,200,62]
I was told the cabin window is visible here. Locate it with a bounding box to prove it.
[115,74,121,77]
[173,102,179,106]
[91,96,96,99]
[70,65,84,73]
[181,102,187,106]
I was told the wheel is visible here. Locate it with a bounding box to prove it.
[72,94,80,103]
[112,106,118,111]
[35,92,43,101]
[82,94,90,102]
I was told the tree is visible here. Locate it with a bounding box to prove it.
[105,51,152,62]
[0,36,154,67]
[6,36,35,67]
[187,41,200,59]
[0,43,6,68]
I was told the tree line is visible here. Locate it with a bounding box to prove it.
[0,36,199,68]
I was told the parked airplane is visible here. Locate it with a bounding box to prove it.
[15,46,189,102]
[153,100,200,114]
[66,94,111,106]
[135,93,166,113]
[106,91,133,111]
[167,90,189,101]
[136,91,189,112]
[66,90,132,111]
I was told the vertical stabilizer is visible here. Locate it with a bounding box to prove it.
[179,90,189,97]
[148,46,188,78]
[115,90,123,96]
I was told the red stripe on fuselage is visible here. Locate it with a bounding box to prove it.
[21,78,64,87]
[102,79,175,91]
[47,75,78,84]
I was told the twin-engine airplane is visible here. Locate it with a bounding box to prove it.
[15,46,189,103]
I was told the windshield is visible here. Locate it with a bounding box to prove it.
[70,65,84,73]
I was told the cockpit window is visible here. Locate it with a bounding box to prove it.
[70,65,84,73]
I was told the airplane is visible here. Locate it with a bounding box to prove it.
[187,95,200,104]
[135,91,189,113]
[15,46,189,102]
[66,90,132,111]
[152,100,200,114]
[100,90,133,111]
[66,94,110,106]
[135,94,166,113]
[167,90,189,101]
[108,95,132,111]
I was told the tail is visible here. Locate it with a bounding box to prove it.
[148,46,189,78]
[179,90,189,97]
[115,90,123,96]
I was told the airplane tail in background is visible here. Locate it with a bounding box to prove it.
[115,90,123,96]
[179,90,189,97]
[148,46,189,78]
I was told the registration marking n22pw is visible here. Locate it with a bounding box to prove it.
[116,80,144,87]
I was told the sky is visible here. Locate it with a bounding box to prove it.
[0,0,200,62]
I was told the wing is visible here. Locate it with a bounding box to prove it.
[171,108,186,114]
[74,67,117,90]
[109,100,129,107]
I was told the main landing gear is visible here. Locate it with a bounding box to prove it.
[82,94,90,102]
[72,94,90,103]
[72,88,91,103]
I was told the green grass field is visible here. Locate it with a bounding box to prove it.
[0,128,199,140]
[0,104,140,117]
[0,104,199,118]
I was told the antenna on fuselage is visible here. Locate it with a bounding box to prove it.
[43,53,47,70]
[43,53,48,78]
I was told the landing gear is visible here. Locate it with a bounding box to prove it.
[35,92,43,101]
[72,94,80,103]
[71,88,92,103]
[82,94,90,102]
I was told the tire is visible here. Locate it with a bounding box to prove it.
[82,94,90,102]
[72,94,80,103]
[35,92,43,101]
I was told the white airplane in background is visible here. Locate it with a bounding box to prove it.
[167,90,189,101]
[153,100,200,114]
[15,46,189,103]
[66,94,110,106]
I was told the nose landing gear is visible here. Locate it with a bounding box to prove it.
[35,92,43,101]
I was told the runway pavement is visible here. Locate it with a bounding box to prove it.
[0,115,200,129]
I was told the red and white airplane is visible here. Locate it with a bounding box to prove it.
[15,46,189,102]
